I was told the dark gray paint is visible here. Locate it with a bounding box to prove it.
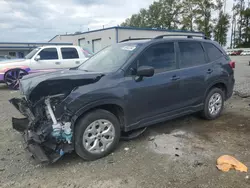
[19,38,235,132]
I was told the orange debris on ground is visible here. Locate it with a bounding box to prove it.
[216,155,248,172]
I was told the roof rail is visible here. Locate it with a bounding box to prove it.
[154,34,210,40]
[119,38,152,43]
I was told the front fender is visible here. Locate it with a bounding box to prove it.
[1,65,31,73]
[0,66,31,81]
[71,98,126,124]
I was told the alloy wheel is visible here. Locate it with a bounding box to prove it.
[82,119,115,154]
[208,93,222,116]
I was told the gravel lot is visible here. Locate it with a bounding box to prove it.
[1,57,250,188]
[231,56,250,97]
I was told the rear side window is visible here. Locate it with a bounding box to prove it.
[61,48,79,59]
[203,43,223,62]
[39,48,58,60]
[179,42,206,68]
[137,42,176,73]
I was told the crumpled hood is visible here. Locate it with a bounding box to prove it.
[20,69,104,101]
[0,59,29,69]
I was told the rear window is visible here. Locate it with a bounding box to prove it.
[203,43,223,62]
[179,42,206,68]
[61,48,79,59]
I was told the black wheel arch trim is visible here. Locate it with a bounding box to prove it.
[204,80,228,98]
[71,98,127,127]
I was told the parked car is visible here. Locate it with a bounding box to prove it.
[226,51,233,56]
[0,46,89,89]
[231,50,243,56]
[10,35,235,163]
[240,50,250,56]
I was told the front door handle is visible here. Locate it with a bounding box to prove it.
[55,62,61,65]
[171,75,180,81]
[75,61,81,64]
[207,69,213,74]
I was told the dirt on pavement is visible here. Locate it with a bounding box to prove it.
[1,56,250,188]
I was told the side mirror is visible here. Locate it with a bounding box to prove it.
[137,66,154,77]
[34,55,41,61]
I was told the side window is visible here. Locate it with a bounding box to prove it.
[137,42,176,74]
[39,48,58,60]
[179,42,206,68]
[61,48,79,59]
[204,43,223,62]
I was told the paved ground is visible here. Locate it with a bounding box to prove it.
[1,56,250,188]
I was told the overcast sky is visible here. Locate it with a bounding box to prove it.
[0,0,155,42]
[0,0,233,44]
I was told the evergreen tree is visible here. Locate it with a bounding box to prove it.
[213,0,230,46]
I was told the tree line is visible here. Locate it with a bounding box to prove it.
[121,0,250,48]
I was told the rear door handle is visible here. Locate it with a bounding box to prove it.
[55,62,61,65]
[75,61,81,64]
[171,75,180,81]
[207,69,213,74]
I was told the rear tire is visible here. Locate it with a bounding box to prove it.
[75,109,121,161]
[201,88,225,120]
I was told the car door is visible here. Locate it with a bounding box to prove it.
[59,47,84,68]
[177,41,211,108]
[203,42,228,87]
[30,47,61,70]
[123,42,182,125]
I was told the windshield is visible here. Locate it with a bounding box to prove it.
[25,48,40,59]
[79,43,141,72]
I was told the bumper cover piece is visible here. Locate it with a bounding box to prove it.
[12,117,29,132]
[23,131,49,163]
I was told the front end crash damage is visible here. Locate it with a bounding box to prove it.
[10,95,74,163]
[9,70,104,163]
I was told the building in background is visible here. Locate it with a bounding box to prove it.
[49,26,204,53]
[0,42,72,59]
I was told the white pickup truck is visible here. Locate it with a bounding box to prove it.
[0,45,92,89]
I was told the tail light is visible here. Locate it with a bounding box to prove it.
[229,61,235,69]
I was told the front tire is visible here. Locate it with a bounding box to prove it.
[4,69,28,90]
[75,109,121,161]
[202,88,225,120]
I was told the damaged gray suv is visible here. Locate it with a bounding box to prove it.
[10,34,235,163]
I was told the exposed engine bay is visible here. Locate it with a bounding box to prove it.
[10,94,74,163]
[9,70,105,163]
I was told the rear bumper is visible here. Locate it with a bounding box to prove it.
[226,77,235,100]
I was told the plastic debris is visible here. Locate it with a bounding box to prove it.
[124,147,129,151]
[148,136,155,141]
[216,155,248,172]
